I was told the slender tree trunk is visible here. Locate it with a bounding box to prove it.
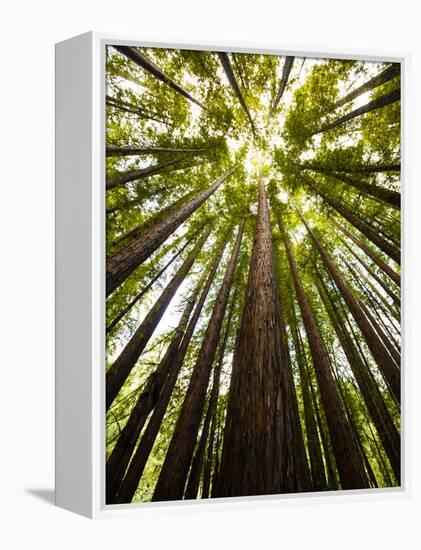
[106,95,171,125]
[184,289,237,500]
[334,220,400,286]
[301,215,401,404]
[113,233,231,504]
[106,272,205,503]
[217,176,298,497]
[217,52,257,137]
[307,179,400,265]
[106,230,210,410]
[283,234,369,489]
[106,238,191,333]
[152,222,245,501]
[106,158,180,190]
[114,46,206,109]
[335,64,400,108]
[316,277,400,481]
[301,162,400,174]
[106,144,213,157]
[269,56,295,119]
[106,167,236,296]
[312,89,400,135]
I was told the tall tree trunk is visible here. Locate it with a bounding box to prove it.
[289,302,328,491]
[113,233,231,504]
[216,175,298,497]
[301,161,400,174]
[106,167,236,296]
[316,277,400,481]
[268,56,295,119]
[283,234,369,489]
[106,238,191,333]
[106,95,171,125]
[303,168,400,209]
[217,52,257,138]
[106,230,210,410]
[306,179,400,265]
[184,288,237,500]
[106,144,213,157]
[301,214,401,404]
[335,64,400,108]
[114,46,206,109]
[152,222,245,501]
[106,158,180,190]
[334,220,400,286]
[312,89,400,135]
[106,271,206,503]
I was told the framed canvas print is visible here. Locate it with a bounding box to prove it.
[55,32,407,518]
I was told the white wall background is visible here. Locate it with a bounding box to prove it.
[1,0,419,547]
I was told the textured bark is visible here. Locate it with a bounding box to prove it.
[302,218,401,404]
[106,230,210,410]
[289,304,328,491]
[335,64,400,108]
[114,234,231,504]
[106,273,205,503]
[307,180,400,265]
[106,158,180,190]
[217,52,257,137]
[106,167,236,296]
[152,222,245,501]
[184,290,237,500]
[269,56,295,119]
[106,144,213,157]
[114,46,206,109]
[303,168,400,209]
[334,220,400,286]
[316,278,400,481]
[283,234,369,489]
[313,89,400,135]
[216,176,298,497]
[106,238,191,333]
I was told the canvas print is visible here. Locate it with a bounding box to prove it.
[105,45,401,504]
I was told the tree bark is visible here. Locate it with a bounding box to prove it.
[316,277,400,481]
[106,238,191,333]
[283,234,369,489]
[106,167,236,296]
[113,233,231,504]
[152,221,245,501]
[106,95,171,125]
[217,52,257,138]
[106,158,180,190]
[106,144,213,157]
[312,89,400,135]
[114,46,206,110]
[106,229,210,410]
[269,56,295,119]
[335,64,400,108]
[301,215,401,404]
[301,162,400,174]
[307,179,400,265]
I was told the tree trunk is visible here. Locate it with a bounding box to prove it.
[106,167,236,296]
[335,64,400,108]
[114,46,206,109]
[152,221,245,501]
[217,52,257,138]
[301,215,401,404]
[106,144,213,157]
[283,234,369,489]
[106,95,171,125]
[269,56,295,119]
[334,220,400,286]
[313,89,400,135]
[307,179,400,265]
[106,238,191,333]
[106,158,180,190]
[113,233,231,504]
[316,277,400,481]
[301,162,400,174]
[106,229,210,410]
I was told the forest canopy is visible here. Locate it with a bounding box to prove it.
[105,45,401,504]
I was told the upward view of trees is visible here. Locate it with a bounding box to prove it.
[105,45,401,504]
